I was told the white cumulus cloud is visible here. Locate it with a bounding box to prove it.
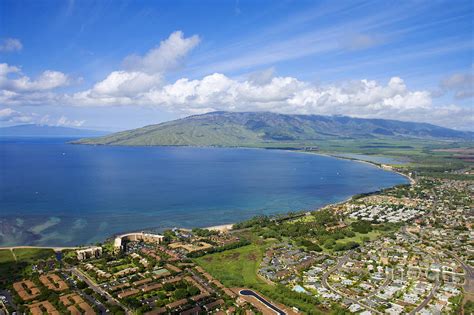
[65,31,200,106]
[0,63,70,92]
[0,107,36,123]
[137,74,432,118]
[123,31,200,74]
[89,71,162,97]
[0,31,471,130]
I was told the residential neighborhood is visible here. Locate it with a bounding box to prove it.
[0,171,472,314]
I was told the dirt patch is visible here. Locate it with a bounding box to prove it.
[247,253,257,261]
[227,252,240,259]
[203,256,213,262]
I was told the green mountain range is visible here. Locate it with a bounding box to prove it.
[74,111,473,148]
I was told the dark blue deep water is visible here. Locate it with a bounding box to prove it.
[0,137,408,246]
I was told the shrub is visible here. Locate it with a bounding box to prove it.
[334,241,360,251]
[351,221,373,234]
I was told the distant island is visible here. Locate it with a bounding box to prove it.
[0,124,109,137]
[74,111,473,148]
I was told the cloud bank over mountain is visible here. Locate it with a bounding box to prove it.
[0,31,472,130]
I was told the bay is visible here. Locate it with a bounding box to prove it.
[0,137,408,246]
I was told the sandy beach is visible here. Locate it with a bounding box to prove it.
[205,224,234,232]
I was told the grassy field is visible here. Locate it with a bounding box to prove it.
[194,243,268,288]
[338,230,381,243]
[12,248,55,262]
[194,242,326,314]
[0,249,15,263]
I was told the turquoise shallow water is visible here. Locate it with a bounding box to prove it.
[0,137,408,246]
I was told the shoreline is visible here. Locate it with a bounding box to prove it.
[295,150,415,184]
[200,151,415,233]
[0,149,414,249]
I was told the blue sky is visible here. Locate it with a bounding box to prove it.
[0,0,472,130]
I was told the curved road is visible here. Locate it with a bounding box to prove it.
[321,251,382,314]
[239,289,286,315]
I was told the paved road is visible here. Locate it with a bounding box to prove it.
[60,270,108,314]
[70,267,131,315]
[402,226,443,314]
[239,289,286,315]
[362,277,391,300]
[0,290,16,311]
[321,251,382,314]
[189,270,215,294]
[445,249,474,296]
[410,281,440,314]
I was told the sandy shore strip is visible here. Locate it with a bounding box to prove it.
[205,224,234,232]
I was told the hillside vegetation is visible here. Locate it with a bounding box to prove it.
[74,111,473,148]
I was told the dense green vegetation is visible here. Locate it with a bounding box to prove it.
[75,111,473,147]
[230,209,403,255]
[0,248,56,286]
[191,227,219,237]
[350,221,373,234]
[464,300,474,314]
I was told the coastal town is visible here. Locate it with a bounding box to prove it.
[2,0,473,313]
[0,164,472,315]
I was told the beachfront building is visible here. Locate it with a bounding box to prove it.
[76,246,102,261]
[114,232,164,253]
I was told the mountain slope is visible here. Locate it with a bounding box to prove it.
[75,111,473,147]
[0,124,109,137]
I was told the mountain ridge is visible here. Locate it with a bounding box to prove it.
[0,124,109,137]
[74,111,473,147]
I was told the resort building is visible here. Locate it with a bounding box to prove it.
[76,246,103,260]
[114,232,164,252]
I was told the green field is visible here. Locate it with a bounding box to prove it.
[0,249,15,263]
[194,243,326,314]
[194,243,267,288]
[337,230,381,243]
[12,248,55,261]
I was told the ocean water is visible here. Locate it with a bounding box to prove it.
[0,137,408,246]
